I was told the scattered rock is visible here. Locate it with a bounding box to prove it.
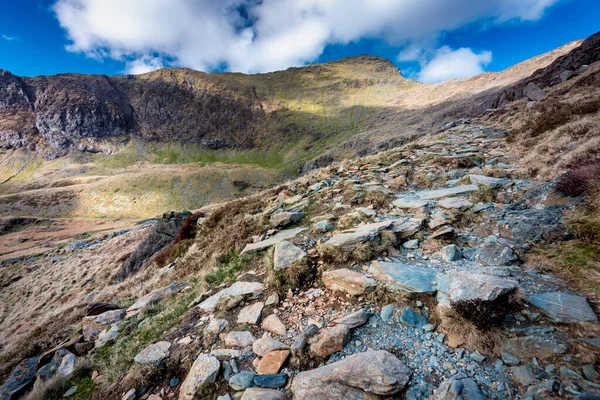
[252,337,289,357]
[334,310,372,328]
[237,302,264,325]
[240,227,307,255]
[253,374,287,389]
[262,314,287,336]
[368,261,437,294]
[436,269,519,307]
[126,282,190,317]
[440,244,462,262]
[273,241,306,270]
[512,365,537,386]
[240,388,285,400]
[256,350,290,375]
[196,282,263,312]
[438,197,473,209]
[432,375,484,400]
[309,325,350,358]
[82,309,126,341]
[400,307,428,328]
[469,174,508,188]
[134,341,171,366]
[314,220,334,233]
[324,220,393,249]
[291,350,411,399]
[523,82,547,101]
[229,371,255,391]
[179,354,220,400]
[221,331,256,348]
[270,211,304,228]
[322,268,377,295]
[528,292,598,323]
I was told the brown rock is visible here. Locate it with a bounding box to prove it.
[322,268,377,296]
[291,350,411,399]
[256,350,290,375]
[309,325,350,358]
[262,314,286,336]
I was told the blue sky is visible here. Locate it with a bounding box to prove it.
[1,0,598,81]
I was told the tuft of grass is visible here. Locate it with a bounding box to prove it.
[437,305,504,351]
[556,162,600,197]
[470,184,494,203]
[205,249,252,285]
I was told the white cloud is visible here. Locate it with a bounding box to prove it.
[125,55,164,74]
[1,34,20,41]
[52,0,559,75]
[418,46,492,83]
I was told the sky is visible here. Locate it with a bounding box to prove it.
[0,0,598,82]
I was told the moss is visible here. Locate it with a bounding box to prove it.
[205,249,253,285]
[470,184,494,203]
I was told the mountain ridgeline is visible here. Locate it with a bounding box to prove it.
[0,55,406,165]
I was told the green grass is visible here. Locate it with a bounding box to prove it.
[205,249,253,285]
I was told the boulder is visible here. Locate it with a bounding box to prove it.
[400,307,428,328]
[441,245,462,262]
[273,241,306,270]
[369,261,438,294]
[229,371,255,391]
[126,282,190,317]
[528,292,598,323]
[240,227,307,255]
[1,357,39,397]
[471,239,518,266]
[438,197,473,210]
[240,388,285,400]
[253,373,287,389]
[179,354,220,400]
[252,337,289,357]
[270,211,304,228]
[324,220,393,250]
[469,175,509,188]
[334,310,372,329]
[221,331,256,348]
[262,314,286,336]
[256,350,290,375]
[134,341,171,366]
[237,302,264,325]
[57,352,77,378]
[523,82,547,101]
[390,218,423,238]
[322,268,377,296]
[313,220,334,233]
[392,197,428,209]
[416,185,478,200]
[436,270,519,308]
[432,375,484,400]
[196,282,263,312]
[291,350,411,399]
[309,325,350,358]
[82,309,126,341]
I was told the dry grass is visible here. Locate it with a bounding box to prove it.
[437,305,504,351]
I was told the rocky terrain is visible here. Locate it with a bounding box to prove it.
[0,31,599,400]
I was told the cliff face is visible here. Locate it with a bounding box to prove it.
[0,56,404,159]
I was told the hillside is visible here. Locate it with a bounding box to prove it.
[0,31,600,400]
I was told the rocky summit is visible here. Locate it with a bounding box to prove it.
[1,30,600,400]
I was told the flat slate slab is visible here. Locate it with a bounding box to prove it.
[241,228,306,255]
[528,292,598,323]
[369,261,438,294]
[415,185,478,200]
[437,270,519,307]
[197,282,264,312]
[325,220,393,249]
[392,197,428,209]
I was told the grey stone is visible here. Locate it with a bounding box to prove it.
[82,309,126,341]
[402,239,419,249]
[393,197,428,209]
[471,239,518,265]
[237,302,264,325]
[523,82,547,101]
[469,175,509,188]
[334,310,372,329]
[441,245,462,262]
[400,307,428,328]
[273,241,306,270]
[406,383,434,400]
[438,197,473,209]
[126,282,190,317]
[240,388,285,400]
[313,220,334,233]
[560,366,583,380]
[416,185,478,200]
[253,374,287,389]
[196,282,263,312]
[368,261,438,294]
[221,331,256,348]
[270,211,304,228]
[324,220,393,249]
[179,354,220,400]
[432,376,485,400]
[63,386,77,397]
[240,227,307,255]
[501,352,520,366]
[291,350,411,399]
[134,341,171,366]
[322,268,377,296]
[380,305,394,322]
[582,364,597,381]
[436,270,519,307]
[502,336,566,360]
[229,371,256,391]
[512,365,536,386]
[528,292,598,323]
[252,337,289,357]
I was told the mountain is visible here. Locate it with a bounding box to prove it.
[1,32,600,400]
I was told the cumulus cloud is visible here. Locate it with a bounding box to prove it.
[52,0,558,76]
[418,47,492,83]
[125,55,165,75]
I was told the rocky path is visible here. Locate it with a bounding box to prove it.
[2,122,599,399]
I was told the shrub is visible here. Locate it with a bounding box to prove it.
[556,162,600,196]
